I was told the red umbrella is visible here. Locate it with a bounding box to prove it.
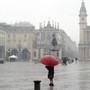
[39,55,59,66]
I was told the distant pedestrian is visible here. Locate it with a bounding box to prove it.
[75,57,78,63]
[45,66,54,86]
[72,59,74,63]
[62,57,68,65]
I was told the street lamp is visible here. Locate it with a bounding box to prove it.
[17,43,22,61]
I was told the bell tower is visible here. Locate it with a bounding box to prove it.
[79,0,87,43]
[79,0,88,60]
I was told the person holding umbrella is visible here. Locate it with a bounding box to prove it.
[39,34,59,86]
[39,55,59,86]
[45,66,54,86]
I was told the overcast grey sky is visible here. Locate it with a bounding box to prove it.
[0,0,90,44]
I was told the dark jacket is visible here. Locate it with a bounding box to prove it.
[45,66,54,80]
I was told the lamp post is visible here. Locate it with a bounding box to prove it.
[17,43,22,61]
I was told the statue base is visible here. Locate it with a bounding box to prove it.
[50,47,59,58]
[50,51,58,58]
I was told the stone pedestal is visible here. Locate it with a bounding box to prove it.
[50,51,58,58]
[50,46,60,59]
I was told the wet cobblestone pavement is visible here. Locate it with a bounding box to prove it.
[0,61,90,90]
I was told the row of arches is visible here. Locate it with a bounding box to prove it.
[7,48,30,61]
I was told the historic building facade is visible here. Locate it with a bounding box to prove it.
[33,21,62,61]
[0,21,77,62]
[60,29,77,58]
[78,1,90,60]
[33,21,77,62]
[0,29,6,60]
[0,22,35,61]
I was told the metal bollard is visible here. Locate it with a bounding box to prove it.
[33,80,41,90]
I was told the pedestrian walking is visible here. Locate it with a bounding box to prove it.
[39,55,59,86]
[62,57,68,65]
[75,57,78,63]
[45,66,54,86]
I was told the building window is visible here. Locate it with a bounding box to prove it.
[47,34,51,43]
[7,40,11,42]
[41,32,45,41]
[8,34,10,38]
[13,34,15,38]
[24,40,27,42]
[24,34,27,38]
[34,51,36,57]
[13,40,16,42]
[13,34,16,41]
[82,18,84,21]
[57,51,59,57]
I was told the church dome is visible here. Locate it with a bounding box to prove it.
[13,22,35,27]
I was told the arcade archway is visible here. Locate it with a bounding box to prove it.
[22,48,30,61]
[11,49,18,56]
